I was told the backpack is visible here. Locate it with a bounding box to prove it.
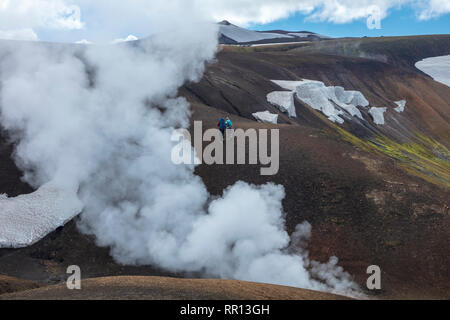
[217,118,226,130]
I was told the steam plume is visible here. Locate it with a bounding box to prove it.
[0,3,360,297]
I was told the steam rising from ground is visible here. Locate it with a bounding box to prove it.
[0,6,360,297]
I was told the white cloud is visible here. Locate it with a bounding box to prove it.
[195,0,398,25]
[416,0,450,20]
[0,28,39,41]
[1,1,448,43]
[194,0,449,26]
[111,34,138,44]
[0,0,83,30]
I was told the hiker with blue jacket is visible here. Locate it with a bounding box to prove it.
[217,117,226,138]
[225,117,233,130]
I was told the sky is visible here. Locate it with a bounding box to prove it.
[0,0,449,43]
[249,6,450,38]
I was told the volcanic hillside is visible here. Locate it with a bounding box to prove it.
[0,276,350,300]
[182,35,450,299]
[0,34,449,300]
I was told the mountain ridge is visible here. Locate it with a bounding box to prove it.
[218,20,331,45]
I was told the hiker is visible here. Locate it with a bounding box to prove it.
[225,117,233,140]
[217,117,226,138]
[225,117,233,130]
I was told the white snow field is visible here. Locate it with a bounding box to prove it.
[271,80,305,91]
[369,107,387,125]
[252,111,279,124]
[394,100,406,113]
[266,91,297,118]
[0,183,82,248]
[415,55,450,87]
[287,32,330,39]
[219,24,292,43]
[287,32,310,38]
[250,41,308,47]
[271,79,369,124]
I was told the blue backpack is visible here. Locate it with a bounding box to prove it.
[218,118,226,130]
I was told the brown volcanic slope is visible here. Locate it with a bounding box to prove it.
[0,36,449,300]
[185,36,449,299]
[183,37,450,187]
[190,106,449,300]
[0,275,40,295]
[0,276,349,300]
[293,34,450,70]
[183,38,450,146]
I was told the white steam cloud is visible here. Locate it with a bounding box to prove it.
[0,28,39,41]
[0,1,360,297]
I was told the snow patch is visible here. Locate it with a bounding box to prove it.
[271,79,369,124]
[76,39,93,45]
[369,107,387,125]
[252,111,278,124]
[219,24,292,43]
[394,100,406,113]
[112,35,138,44]
[415,55,450,87]
[0,183,83,248]
[271,80,305,91]
[287,32,310,38]
[335,87,369,108]
[266,91,296,118]
[288,32,330,39]
[250,41,308,47]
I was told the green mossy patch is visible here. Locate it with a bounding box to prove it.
[336,127,450,188]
